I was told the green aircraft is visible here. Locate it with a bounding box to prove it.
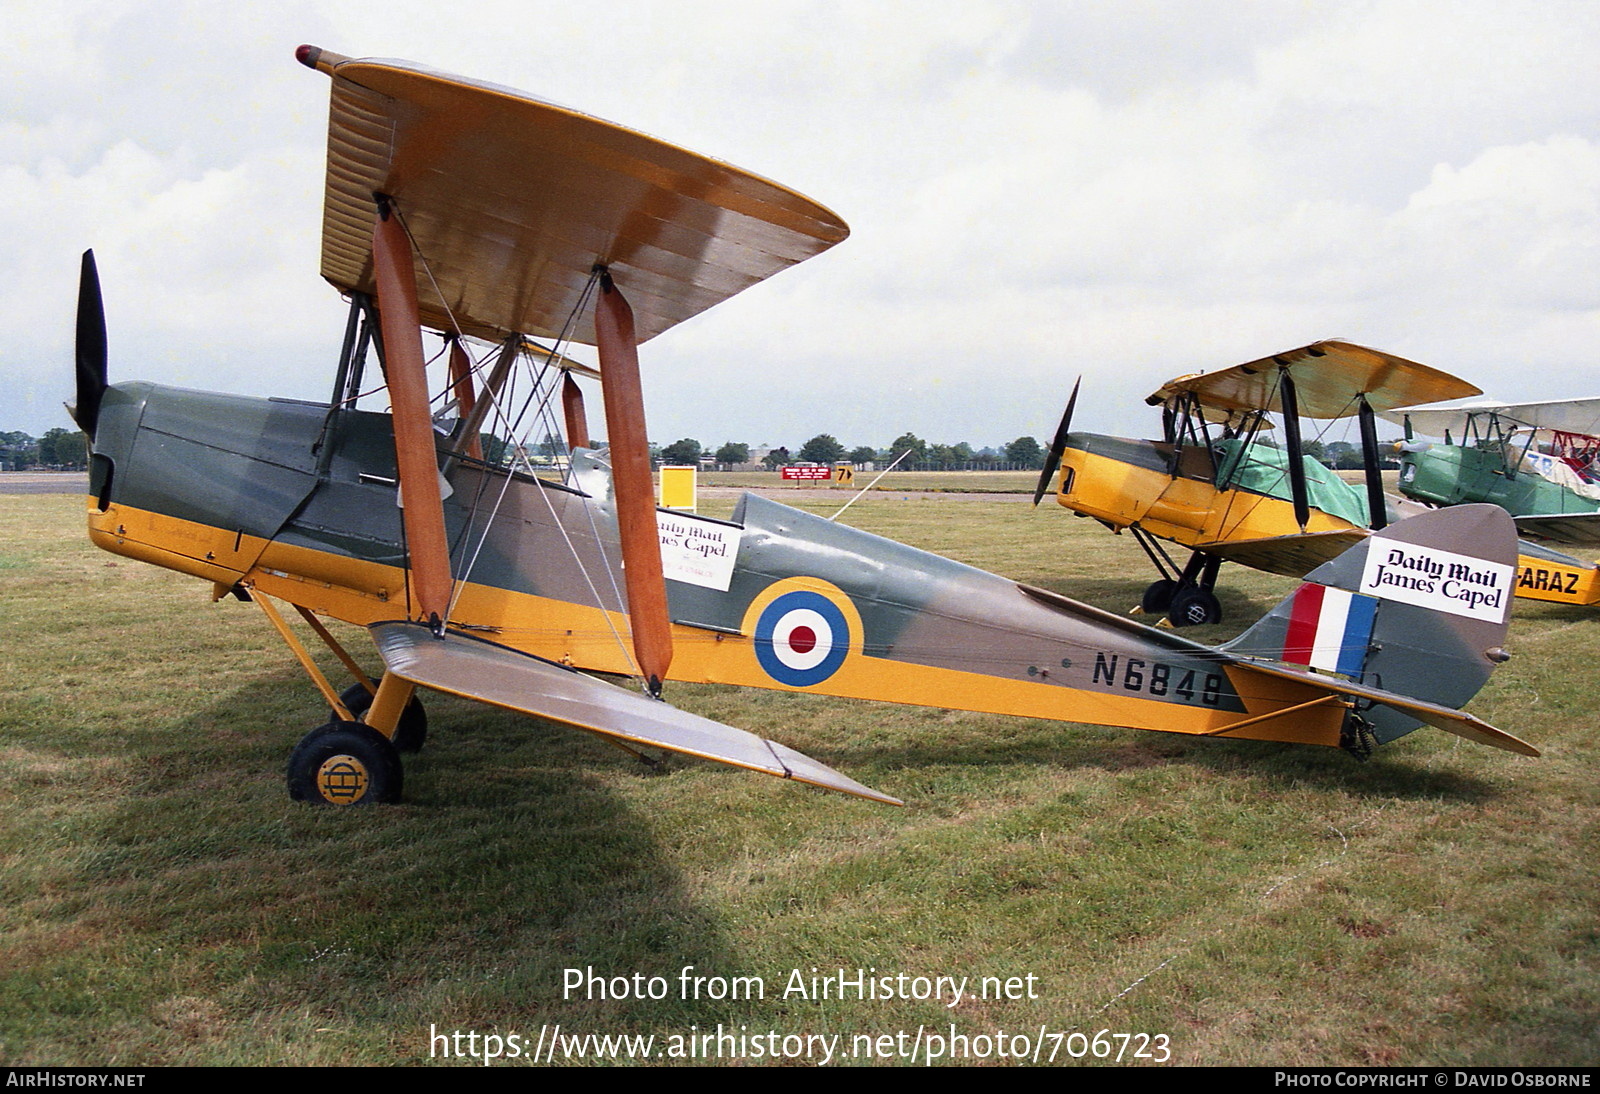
[1391,398,1600,547]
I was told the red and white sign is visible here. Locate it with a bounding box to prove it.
[780,465,831,481]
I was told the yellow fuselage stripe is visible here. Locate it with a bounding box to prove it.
[90,499,1351,749]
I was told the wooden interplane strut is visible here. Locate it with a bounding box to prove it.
[446,337,483,461]
[370,198,454,633]
[594,270,673,694]
[562,374,590,451]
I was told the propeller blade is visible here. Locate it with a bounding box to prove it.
[73,250,108,439]
[1032,376,1081,506]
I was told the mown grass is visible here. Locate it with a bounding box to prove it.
[1,491,1596,1066]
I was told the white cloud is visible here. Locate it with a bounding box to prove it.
[5,0,1598,446]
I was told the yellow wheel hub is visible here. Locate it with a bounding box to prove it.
[315,754,370,805]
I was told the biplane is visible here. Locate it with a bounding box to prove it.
[1035,343,1600,622]
[1387,398,1600,603]
[68,47,1539,809]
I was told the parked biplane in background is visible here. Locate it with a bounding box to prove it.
[1389,396,1600,542]
[1035,343,1600,622]
[68,48,1538,808]
[1384,397,1600,606]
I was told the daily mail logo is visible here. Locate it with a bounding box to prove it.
[1358,542,1515,623]
[658,514,741,592]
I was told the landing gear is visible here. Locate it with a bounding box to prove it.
[336,680,429,753]
[242,592,423,803]
[1339,714,1378,762]
[1167,586,1222,627]
[1128,531,1226,627]
[287,722,404,805]
[1141,579,1177,614]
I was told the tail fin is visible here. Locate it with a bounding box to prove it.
[1222,504,1530,755]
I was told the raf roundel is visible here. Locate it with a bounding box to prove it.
[754,590,851,687]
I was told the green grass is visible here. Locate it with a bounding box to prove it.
[1,492,1597,1066]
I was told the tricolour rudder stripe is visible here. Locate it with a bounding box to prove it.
[1333,593,1378,677]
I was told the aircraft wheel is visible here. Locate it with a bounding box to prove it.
[1167,587,1222,627]
[287,722,403,806]
[1141,579,1177,614]
[335,680,428,753]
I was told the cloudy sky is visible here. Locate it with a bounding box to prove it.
[7,0,1597,454]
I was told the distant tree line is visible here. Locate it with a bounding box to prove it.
[650,432,1052,471]
[0,428,88,471]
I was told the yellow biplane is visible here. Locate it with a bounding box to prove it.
[1037,342,1600,623]
[69,49,1537,809]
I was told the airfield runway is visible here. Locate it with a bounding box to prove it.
[0,473,88,495]
[699,485,1033,503]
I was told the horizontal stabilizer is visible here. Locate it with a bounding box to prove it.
[370,622,900,805]
[1513,512,1600,548]
[1230,659,1539,756]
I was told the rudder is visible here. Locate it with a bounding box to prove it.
[1222,504,1518,753]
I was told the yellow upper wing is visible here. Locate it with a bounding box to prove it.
[1147,341,1481,419]
[299,45,849,346]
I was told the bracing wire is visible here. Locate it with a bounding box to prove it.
[381,200,644,681]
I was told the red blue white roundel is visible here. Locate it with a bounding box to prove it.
[754,590,850,687]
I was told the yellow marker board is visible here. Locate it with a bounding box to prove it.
[659,465,698,511]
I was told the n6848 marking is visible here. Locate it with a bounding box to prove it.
[1091,653,1224,706]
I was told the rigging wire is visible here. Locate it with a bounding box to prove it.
[383,201,644,683]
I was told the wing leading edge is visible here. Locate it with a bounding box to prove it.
[299,45,850,346]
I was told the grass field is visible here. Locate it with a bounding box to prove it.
[2,490,1597,1066]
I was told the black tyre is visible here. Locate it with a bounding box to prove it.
[287,722,403,806]
[1141,579,1177,614]
[1167,587,1222,627]
[335,680,428,753]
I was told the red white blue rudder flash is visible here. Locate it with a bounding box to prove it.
[1280,585,1379,677]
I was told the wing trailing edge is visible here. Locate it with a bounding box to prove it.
[1513,512,1600,548]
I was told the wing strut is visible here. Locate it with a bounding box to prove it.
[371,196,454,634]
[563,373,591,450]
[594,268,673,695]
[446,336,483,461]
[447,334,520,461]
[1357,395,1387,530]
[1277,365,1311,530]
